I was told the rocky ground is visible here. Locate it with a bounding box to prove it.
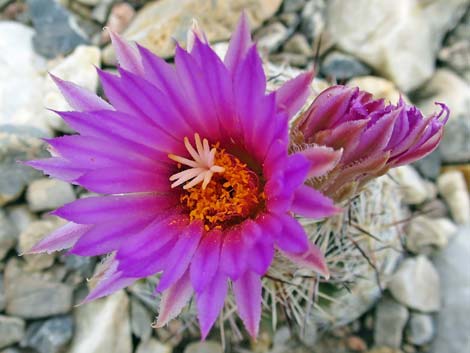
[0,0,469,353]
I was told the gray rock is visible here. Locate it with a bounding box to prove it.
[21,315,73,353]
[374,296,409,348]
[300,0,326,41]
[130,297,152,341]
[283,0,306,12]
[63,255,96,279]
[135,339,172,353]
[412,149,442,180]
[184,342,223,353]
[437,170,470,225]
[27,0,88,58]
[439,40,470,82]
[4,259,73,319]
[430,226,470,353]
[255,22,289,53]
[283,33,312,56]
[6,205,37,234]
[321,51,371,81]
[419,198,449,219]
[270,52,309,67]
[18,218,66,271]
[68,291,132,353]
[0,315,25,349]
[405,216,457,254]
[26,178,76,212]
[406,313,435,346]
[0,22,50,136]
[91,0,115,23]
[440,115,470,163]
[0,210,17,260]
[0,274,5,311]
[0,127,48,206]
[388,256,440,312]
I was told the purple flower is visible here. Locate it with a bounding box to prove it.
[26,14,340,339]
[292,85,449,201]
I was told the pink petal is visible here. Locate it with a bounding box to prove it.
[299,145,343,178]
[280,242,329,278]
[190,230,222,292]
[233,271,262,338]
[291,185,342,218]
[196,271,228,339]
[220,227,247,280]
[109,31,144,75]
[275,71,314,119]
[224,11,252,75]
[156,222,203,292]
[27,222,92,254]
[155,271,193,328]
[275,214,309,254]
[24,158,87,183]
[52,194,176,224]
[50,74,112,112]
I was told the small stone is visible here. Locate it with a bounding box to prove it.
[348,76,403,104]
[255,22,289,53]
[91,0,114,23]
[367,348,403,353]
[390,166,429,205]
[270,52,309,67]
[102,0,282,63]
[184,341,223,353]
[26,178,76,212]
[44,45,101,132]
[75,0,101,6]
[430,226,470,353]
[27,0,88,58]
[18,217,66,271]
[437,170,470,224]
[442,164,470,190]
[63,255,96,279]
[374,296,409,348]
[68,291,132,353]
[130,297,152,341]
[0,128,48,206]
[283,0,306,12]
[405,216,457,254]
[439,40,470,81]
[0,274,5,311]
[412,149,442,180]
[388,256,440,312]
[100,3,135,44]
[321,51,371,81]
[278,12,300,28]
[440,116,470,164]
[283,33,312,56]
[4,259,73,319]
[419,198,449,219]
[300,0,326,41]
[6,205,37,234]
[0,315,25,349]
[0,210,17,260]
[136,339,172,353]
[21,315,73,353]
[406,313,434,346]
[346,335,368,351]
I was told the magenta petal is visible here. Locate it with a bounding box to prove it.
[52,194,175,224]
[196,271,228,340]
[156,222,203,292]
[275,71,313,119]
[109,31,144,75]
[224,11,252,75]
[281,242,329,278]
[83,260,137,302]
[28,222,92,254]
[156,271,193,328]
[220,228,246,280]
[190,230,222,292]
[299,145,343,178]
[275,214,309,254]
[291,185,341,218]
[247,237,274,276]
[24,158,87,183]
[50,74,112,112]
[76,167,169,194]
[233,271,262,338]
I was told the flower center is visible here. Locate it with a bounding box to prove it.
[169,134,265,230]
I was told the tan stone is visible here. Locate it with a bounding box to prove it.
[102,0,282,64]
